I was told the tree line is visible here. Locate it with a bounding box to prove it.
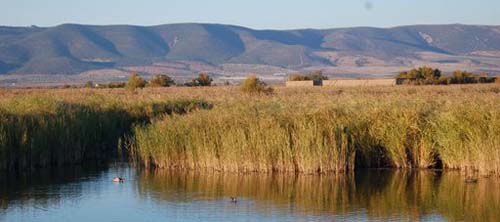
[85,72,274,95]
[288,71,328,82]
[85,73,214,90]
[396,66,498,85]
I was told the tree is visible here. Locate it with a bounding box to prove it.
[289,73,310,81]
[126,73,147,91]
[240,75,273,95]
[396,71,409,79]
[84,81,94,88]
[184,73,213,87]
[395,66,442,85]
[451,70,476,84]
[149,74,174,87]
[308,70,328,81]
[288,71,328,82]
[194,73,213,86]
[419,66,441,80]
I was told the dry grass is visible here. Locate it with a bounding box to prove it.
[127,84,500,175]
[1,85,499,174]
[0,88,209,171]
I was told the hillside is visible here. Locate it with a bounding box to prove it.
[1,23,500,80]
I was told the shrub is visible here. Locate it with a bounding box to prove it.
[397,67,497,85]
[84,81,94,88]
[396,66,441,84]
[240,75,273,95]
[289,74,311,81]
[194,73,213,86]
[106,82,126,88]
[308,70,328,81]
[450,70,475,84]
[437,76,451,85]
[289,71,328,82]
[126,73,147,91]
[149,74,174,87]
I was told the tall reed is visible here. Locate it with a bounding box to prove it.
[0,92,210,171]
[131,85,500,175]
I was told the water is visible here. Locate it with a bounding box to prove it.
[1,163,499,222]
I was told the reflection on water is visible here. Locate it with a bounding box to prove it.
[1,164,499,222]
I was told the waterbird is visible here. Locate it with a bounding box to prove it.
[113,177,125,182]
[230,196,237,203]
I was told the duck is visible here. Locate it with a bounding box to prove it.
[230,196,237,203]
[113,177,125,183]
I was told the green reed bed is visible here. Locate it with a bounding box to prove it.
[0,93,210,171]
[131,87,500,175]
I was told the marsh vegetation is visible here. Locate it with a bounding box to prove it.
[0,89,210,171]
[129,84,500,175]
[1,84,499,176]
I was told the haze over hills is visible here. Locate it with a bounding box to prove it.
[1,23,500,85]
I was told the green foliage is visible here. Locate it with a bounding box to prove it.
[397,67,496,85]
[289,71,328,82]
[447,71,495,84]
[240,75,273,95]
[149,74,174,87]
[190,73,213,86]
[289,74,311,81]
[450,70,476,84]
[126,73,147,91]
[396,66,441,85]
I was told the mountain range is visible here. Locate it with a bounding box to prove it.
[1,23,500,81]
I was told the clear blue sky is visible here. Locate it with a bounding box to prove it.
[2,0,500,29]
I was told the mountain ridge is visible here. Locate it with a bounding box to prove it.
[1,23,500,75]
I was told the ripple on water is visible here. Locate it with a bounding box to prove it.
[0,164,498,222]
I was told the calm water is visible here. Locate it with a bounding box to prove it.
[1,163,499,222]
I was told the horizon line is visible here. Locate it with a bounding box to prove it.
[1,22,499,31]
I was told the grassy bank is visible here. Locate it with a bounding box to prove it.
[0,89,210,171]
[130,85,500,175]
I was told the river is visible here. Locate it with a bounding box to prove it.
[1,163,499,222]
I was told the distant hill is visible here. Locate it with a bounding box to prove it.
[1,23,500,77]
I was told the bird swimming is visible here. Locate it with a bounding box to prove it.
[230,196,237,203]
[113,177,124,182]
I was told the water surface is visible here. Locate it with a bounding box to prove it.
[1,163,499,222]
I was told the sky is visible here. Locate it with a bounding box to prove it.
[2,0,500,29]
